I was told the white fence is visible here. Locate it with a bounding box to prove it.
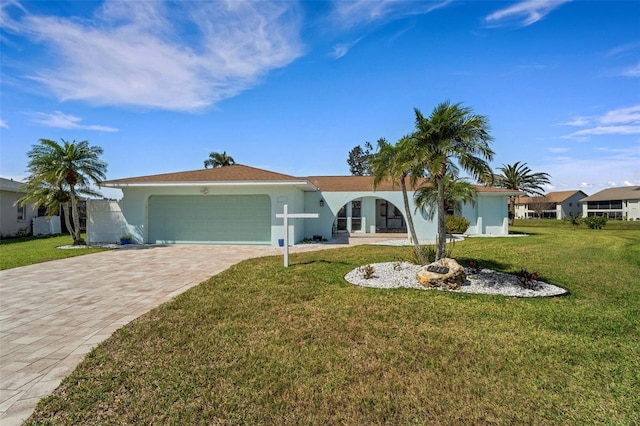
[32,216,61,235]
[87,199,127,244]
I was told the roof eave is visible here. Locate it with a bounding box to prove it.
[103,180,319,191]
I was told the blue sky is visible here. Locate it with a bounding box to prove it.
[1,0,639,199]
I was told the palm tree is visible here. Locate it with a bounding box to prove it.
[413,101,494,260]
[494,161,551,225]
[370,137,427,265]
[204,151,236,168]
[23,139,107,245]
[18,181,101,240]
[414,173,478,221]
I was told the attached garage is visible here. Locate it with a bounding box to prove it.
[148,194,271,244]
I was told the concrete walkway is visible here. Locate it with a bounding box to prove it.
[0,235,403,425]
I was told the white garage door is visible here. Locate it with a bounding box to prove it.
[148,195,271,244]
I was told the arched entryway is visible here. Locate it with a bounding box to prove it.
[333,197,406,234]
[375,199,407,233]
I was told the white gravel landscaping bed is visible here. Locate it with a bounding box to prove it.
[344,262,569,297]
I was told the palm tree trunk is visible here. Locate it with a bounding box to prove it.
[401,175,427,265]
[61,202,73,239]
[508,196,515,226]
[69,189,85,245]
[436,177,447,260]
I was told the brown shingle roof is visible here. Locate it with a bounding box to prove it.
[104,164,303,185]
[516,190,587,205]
[305,176,423,192]
[103,165,520,194]
[582,186,640,202]
[305,175,519,193]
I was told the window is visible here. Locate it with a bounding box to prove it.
[17,205,26,221]
[587,200,623,210]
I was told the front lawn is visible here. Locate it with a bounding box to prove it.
[27,224,640,424]
[0,234,107,270]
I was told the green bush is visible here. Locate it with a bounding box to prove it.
[582,215,608,229]
[446,215,470,234]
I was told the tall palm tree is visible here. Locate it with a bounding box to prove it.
[23,139,107,245]
[18,181,101,240]
[204,151,236,168]
[370,137,427,265]
[494,161,551,225]
[414,173,478,221]
[413,101,494,260]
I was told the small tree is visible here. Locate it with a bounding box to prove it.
[22,139,107,245]
[413,101,495,260]
[495,162,550,225]
[347,141,373,176]
[582,215,607,229]
[370,137,427,265]
[414,173,478,221]
[204,151,236,168]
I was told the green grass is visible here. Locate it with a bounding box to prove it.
[27,224,640,425]
[0,234,107,270]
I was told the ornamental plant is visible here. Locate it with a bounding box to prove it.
[516,268,540,290]
[582,216,608,229]
[445,215,470,234]
[358,264,375,280]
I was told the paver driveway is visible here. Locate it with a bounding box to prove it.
[0,234,402,425]
[0,244,286,425]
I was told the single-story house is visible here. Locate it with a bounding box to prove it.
[514,190,587,220]
[91,165,521,245]
[581,186,640,220]
[0,177,38,238]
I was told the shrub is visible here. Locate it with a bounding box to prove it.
[582,215,608,229]
[446,215,470,234]
[465,259,481,274]
[516,268,540,290]
[408,240,455,265]
[358,264,375,279]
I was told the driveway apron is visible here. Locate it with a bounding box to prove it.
[0,244,281,425]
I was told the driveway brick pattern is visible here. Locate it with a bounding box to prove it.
[0,245,279,425]
[0,234,398,425]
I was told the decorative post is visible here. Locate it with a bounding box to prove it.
[275,204,319,267]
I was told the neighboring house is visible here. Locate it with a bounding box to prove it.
[0,177,38,237]
[581,186,640,220]
[93,165,521,245]
[514,190,587,220]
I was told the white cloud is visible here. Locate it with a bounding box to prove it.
[562,105,640,139]
[539,147,640,194]
[32,111,118,132]
[485,0,571,27]
[331,37,363,59]
[4,0,303,111]
[559,116,591,126]
[0,119,8,128]
[548,147,568,153]
[600,105,640,124]
[566,125,640,138]
[330,0,452,29]
[621,63,640,77]
[607,42,640,57]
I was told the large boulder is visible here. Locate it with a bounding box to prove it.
[416,258,466,290]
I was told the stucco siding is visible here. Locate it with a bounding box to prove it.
[0,190,38,237]
[95,181,514,245]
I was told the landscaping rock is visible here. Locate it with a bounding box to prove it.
[416,258,466,290]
